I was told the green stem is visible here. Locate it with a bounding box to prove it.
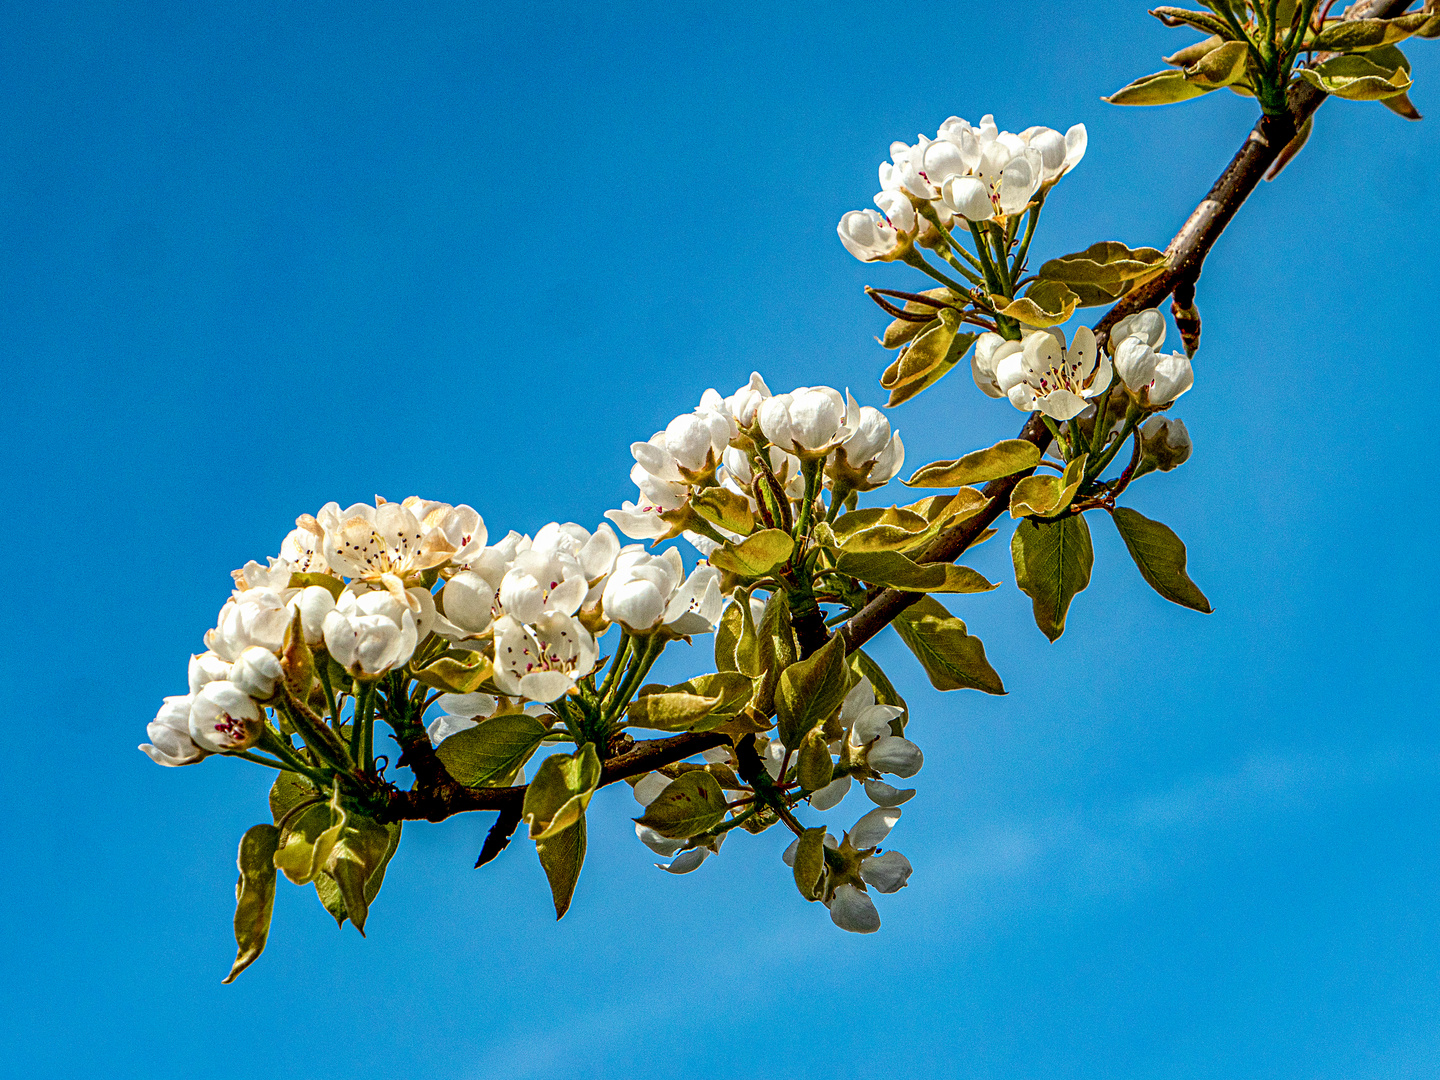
[350,680,367,760]
[1089,382,1115,460]
[900,248,973,296]
[597,631,633,704]
[603,635,665,724]
[316,659,339,723]
[986,221,1013,295]
[933,243,987,286]
[918,204,987,277]
[966,220,1005,295]
[1011,196,1044,280]
[1086,405,1143,482]
[792,458,823,541]
[1040,414,1068,459]
[256,725,329,783]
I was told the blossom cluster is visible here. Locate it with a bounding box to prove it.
[605,372,904,558]
[838,113,1087,263]
[628,674,920,932]
[140,497,724,769]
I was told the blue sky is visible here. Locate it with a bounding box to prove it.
[3,2,1438,1077]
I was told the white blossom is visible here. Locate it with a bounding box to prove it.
[837,209,902,263]
[205,588,291,662]
[757,386,854,457]
[322,589,418,677]
[290,585,336,645]
[858,850,913,893]
[828,883,882,933]
[832,392,905,490]
[188,680,264,753]
[601,548,723,636]
[140,694,208,767]
[492,612,596,703]
[280,515,330,574]
[188,652,233,695]
[995,324,1112,420]
[318,497,482,605]
[1140,415,1193,470]
[230,646,283,700]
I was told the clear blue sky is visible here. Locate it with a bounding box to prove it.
[3,2,1437,1077]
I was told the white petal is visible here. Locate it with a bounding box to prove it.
[849,805,901,850]
[864,779,916,806]
[828,884,881,933]
[859,851,913,893]
[658,848,710,874]
[808,774,851,812]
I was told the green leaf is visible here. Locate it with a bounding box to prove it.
[796,729,835,792]
[273,788,347,886]
[1011,514,1094,642]
[1183,39,1249,89]
[878,288,961,349]
[835,549,997,594]
[1110,507,1212,613]
[881,308,978,407]
[892,595,1006,695]
[634,770,729,839]
[776,633,850,750]
[905,439,1042,488]
[713,588,748,672]
[691,487,755,536]
[436,713,548,787]
[627,671,754,732]
[413,653,495,694]
[523,743,602,840]
[1104,69,1216,105]
[1149,6,1236,38]
[1036,241,1168,307]
[313,871,348,927]
[1298,53,1412,100]
[848,648,909,732]
[1381,89,1423,120]
[324,813,396,935]
[996,280,1080,328]
[748,588,796,719]
[222,824,281,984]
[792,827,827,901]
[1009,454,1086,519]
[1310,12,1432,52]
[269,771,318,825]
[280,609,314,698]
[1164,33,1224,66]
[708,529,794,579]
[734,586,764,677]
[536,816,586,920]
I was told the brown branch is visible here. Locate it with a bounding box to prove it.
[382,0,1412,831]
[842,0,1408,654]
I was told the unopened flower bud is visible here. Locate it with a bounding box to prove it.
[1139,416,1192,472]
[139,694,209,767]
[188,680,264,753]
[230,646,283,700]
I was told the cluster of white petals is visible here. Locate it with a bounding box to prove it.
[601,547,723,636]
[607,373,902,558]
[839,112,1086,262]
[973,324,1113,421]
[1110,307,1195,406]
[782,805,912,934]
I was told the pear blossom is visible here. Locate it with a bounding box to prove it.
[858,850,913,893]
[140,694,209,767]
[837,208,902,262]
[322,589,418,677]
[971,331,1022,399]
[1139,415,1193,471]
[290,585,336,645]
[995,324,1112,420]
[492,612,596,703]
[188,680,264,753]
[601,548,723,636]
[1114,336,1194,406]
[830,392,905,491]
[318,498,482,604]
[230,646,283,700]
[757,386,855,457]
[230,556,294,594]
[205,588,291,662]
[497,548,589,625]
[924,114,1085,222]
[188,651,232,695]
[280,515,330,574]
[722,372,771,428]
[842,678,922,779]
[828,883,882,933]
[1109,308,1167,353]
[531,522,621,614]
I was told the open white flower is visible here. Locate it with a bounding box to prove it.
[188,680,264,753]
[601,548,723,636]
[1114,332,1194,405]
[831,393,905,491]
[837,208,902,262]
[140,694,209,767]
[842,677,922,779]
[322,589,418,677]
[318,497,479,605]
[497,548,588,625]
[230,556,293,594]
[995,324,1112,420]
[280,515,330,574]
[492,612,596,703]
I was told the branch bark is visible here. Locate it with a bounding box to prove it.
[383,0,1411,827]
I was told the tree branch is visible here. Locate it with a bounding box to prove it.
[382,0,1412,831]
